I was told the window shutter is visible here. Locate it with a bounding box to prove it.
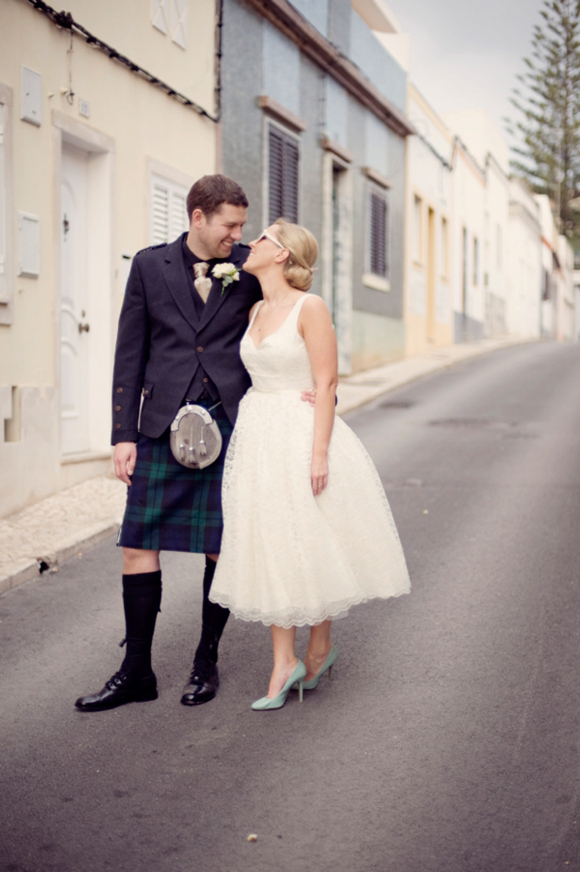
[169,191,187,240]
[370,191,387,277]
[151,0,169,34]
[152,181,169,245]
[282,136,299,223]
[150,173,188,245]
[268,126,299,224]
[171,0,188,49]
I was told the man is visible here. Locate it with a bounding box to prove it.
[75,174,262,712]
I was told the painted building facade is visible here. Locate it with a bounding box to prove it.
[219,0,414,373]
[0,0,217,517]
[405,84,453,354]
[505,178,542,338]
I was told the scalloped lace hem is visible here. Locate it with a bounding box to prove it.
[210,589,410,629]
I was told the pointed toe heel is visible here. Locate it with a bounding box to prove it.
[251,661,306,711]
[301,645,339,691]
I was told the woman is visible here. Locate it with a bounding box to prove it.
[210,219,410,710]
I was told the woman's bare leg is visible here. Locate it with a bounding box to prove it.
[266,625,298,698]
[304,619,332,682]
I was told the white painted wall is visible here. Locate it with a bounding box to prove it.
[506,178,542,338]
[0,0,216,517]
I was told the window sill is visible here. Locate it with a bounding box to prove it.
[362,273,390,292]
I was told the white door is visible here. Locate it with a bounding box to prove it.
[61,145,91,454]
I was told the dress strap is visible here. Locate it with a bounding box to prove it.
[288,293,309,327]
[248,300,264,330]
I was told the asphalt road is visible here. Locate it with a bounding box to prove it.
[1,340,580,872]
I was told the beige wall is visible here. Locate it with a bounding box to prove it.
[405,85,453,355]
[0,0,216,516]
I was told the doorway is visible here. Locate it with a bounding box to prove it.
[60,143,91,455]
[57,121,113,461]
[426,207,436,342]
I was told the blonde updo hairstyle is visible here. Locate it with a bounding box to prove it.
[274,218,318,292]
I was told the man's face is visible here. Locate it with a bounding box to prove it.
[191,203,247,260]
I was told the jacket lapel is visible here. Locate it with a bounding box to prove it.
[162,236,199,330]
[197,246,246,333]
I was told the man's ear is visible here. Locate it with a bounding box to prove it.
[191,208,206,230]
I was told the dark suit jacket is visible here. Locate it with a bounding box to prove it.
[111,235,262,444]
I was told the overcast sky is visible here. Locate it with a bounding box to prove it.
[386,0,545,135]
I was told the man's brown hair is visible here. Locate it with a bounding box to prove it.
[186,174,249,221]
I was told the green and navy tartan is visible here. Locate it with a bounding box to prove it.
[117,401,233,554]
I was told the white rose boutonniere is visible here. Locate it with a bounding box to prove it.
[212,262,240,296]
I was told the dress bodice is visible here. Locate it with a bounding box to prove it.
[240,295,314,392]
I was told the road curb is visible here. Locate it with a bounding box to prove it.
[0,521,119,597]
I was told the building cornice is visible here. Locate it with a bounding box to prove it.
[244,0,415,138]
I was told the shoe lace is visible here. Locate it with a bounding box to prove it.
[188,659,214,684]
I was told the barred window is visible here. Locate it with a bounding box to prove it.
[268,125,299,224]
[369,189,388,278]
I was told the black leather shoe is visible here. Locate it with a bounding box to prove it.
[75,670,158,712]
[180,661,219,706]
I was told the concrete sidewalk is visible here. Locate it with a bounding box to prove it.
[0,335,529,596]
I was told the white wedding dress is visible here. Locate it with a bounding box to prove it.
[210,295,410,628]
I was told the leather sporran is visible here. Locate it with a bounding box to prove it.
[169,403,223,469]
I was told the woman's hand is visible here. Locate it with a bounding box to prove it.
[311,454,328,496]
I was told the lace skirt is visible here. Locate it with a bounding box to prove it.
[210,389,410,627]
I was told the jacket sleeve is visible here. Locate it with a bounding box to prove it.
[111,256,151,444]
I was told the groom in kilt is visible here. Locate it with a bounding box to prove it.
[75,175,262,711]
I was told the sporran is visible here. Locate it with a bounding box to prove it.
[169,402,223,469]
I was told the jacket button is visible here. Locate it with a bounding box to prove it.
[115,423,121,430]
[197,346,203,352]
[115,405,121,412]
[203,377,208,383]
[143,389,149,397]
[116,387,123,394]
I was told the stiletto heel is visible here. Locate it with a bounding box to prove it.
[298,680,303,703]
[300,645,339,691]
[251,661,307,711]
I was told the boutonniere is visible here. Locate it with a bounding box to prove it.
[212,262,240,296]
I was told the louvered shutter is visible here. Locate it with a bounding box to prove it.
[268,126,299,224]
[150,174,188,244]
[370,191,387,277]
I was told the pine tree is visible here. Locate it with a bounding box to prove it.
[506,0,580,242]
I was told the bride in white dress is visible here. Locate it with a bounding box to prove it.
[210,219,410,710]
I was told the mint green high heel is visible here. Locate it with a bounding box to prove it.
[251,660,307,711]
[301,645,339,691]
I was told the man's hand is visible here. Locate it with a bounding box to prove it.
[301,388,317,406]
[114,442,137,486]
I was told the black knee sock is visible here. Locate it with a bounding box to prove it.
[193,558,230,665]
[121,570,162,677]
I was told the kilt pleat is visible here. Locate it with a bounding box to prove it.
[117,401,233,554]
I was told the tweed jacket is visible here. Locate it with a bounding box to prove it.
[111,234,262,444]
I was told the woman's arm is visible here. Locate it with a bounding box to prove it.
[299,295,339,495]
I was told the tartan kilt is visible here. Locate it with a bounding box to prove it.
[117,402,233,554]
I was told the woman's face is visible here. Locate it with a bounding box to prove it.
[243,226,286,274]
